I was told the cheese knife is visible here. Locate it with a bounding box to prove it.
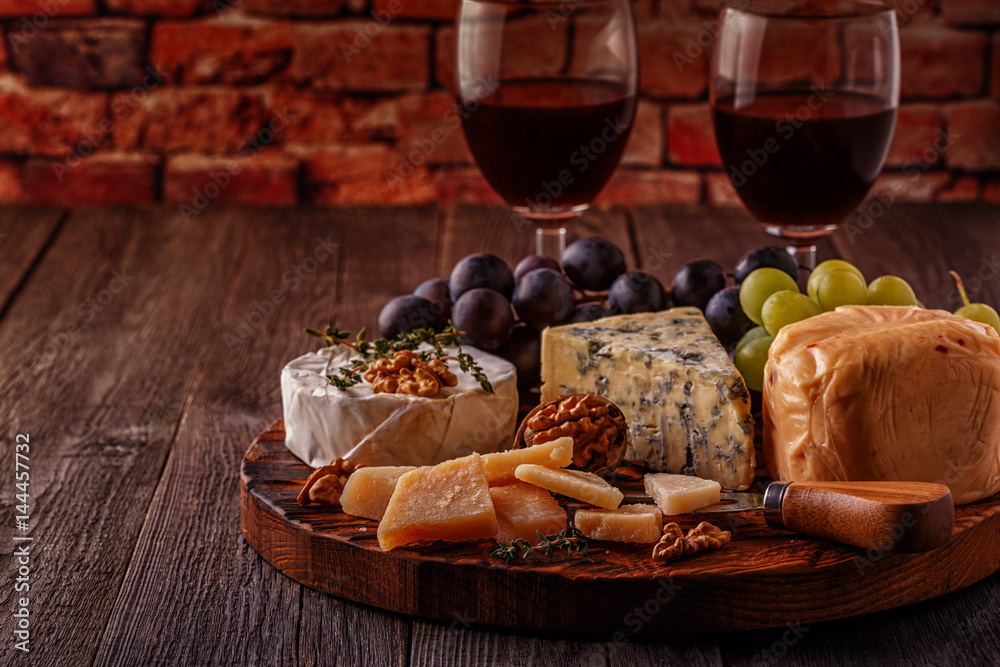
[622,480,954,553]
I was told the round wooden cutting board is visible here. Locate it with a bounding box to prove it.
[240,421,1000,636]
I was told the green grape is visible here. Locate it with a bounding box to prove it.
[739,268,800,325]
[761,291,822,337]
[734,325,769,358]
[956,303,1000,336]
[866,275,918,306]
[815,269,868,311]
[807,260,866,301]
[734,335,774,392]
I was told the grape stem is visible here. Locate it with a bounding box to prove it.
[950,270,971,307]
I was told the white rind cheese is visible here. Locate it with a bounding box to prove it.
[282,344,518,468]
[540,308,755,490]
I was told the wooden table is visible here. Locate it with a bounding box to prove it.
[1,203,998,666]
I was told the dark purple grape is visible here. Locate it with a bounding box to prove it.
[514,254,561,283]
[449,253,515,301]
[495,326,541,393]
[512,268,574,331]
[413,277,453,322]
[451,288,514,351]
[608,271,667,314]
[671,260,726,311]
[561,237,626,291]
[568,302,610,324]
[734,246,799,283]
[378,295,444,338]
[704,286,754,348]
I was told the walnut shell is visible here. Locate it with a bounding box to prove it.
[514,394,629,476]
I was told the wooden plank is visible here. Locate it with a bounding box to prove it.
[830,203,1000,310]
[92,208,439,667]
[0,205,65,312]
[409,620,606,667]
[0,206,239,666]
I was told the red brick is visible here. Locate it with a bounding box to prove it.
[941,0,1000,24]
[638,22,707,99]
[264,89,347,144]
[900,27,986,98]
[303,145,436,204]
[622,100,662,168]
[433,166,503,205]
[0,27,7,72]
[0,0,95,17]
[22,153,157,205]
[393,92,471,166]
[889,0,939,27]
[984,179,1000,206]
[435,26,455,89]
[103,0,207,17]
[163,153,299,207]
[151,18,293,85]
[373,0,456,21]
[867,170,951,203]
[666,103,720,167]
[705,171,741,206]
[12,19,146,88]
[0,159,22,202]
[292,23,430,92]
[992,34,1000,97]
[595,169,702,205]
[946,101,1000,171]
[242,0,364,16]
[936,175,981,201]
[0,77,107,156]
[886,104,943,167]
[112,88,264,154]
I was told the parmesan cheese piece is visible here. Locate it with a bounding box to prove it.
[377,453,497,551]
[764,306,1000,505]
[480,437,574,486]
[643,473,722,515]
[574,504,663,543]
[489,483,567,543]
[340,466,417,521]
[514,464,624,509]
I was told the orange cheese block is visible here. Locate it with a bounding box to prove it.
[574,504,663,543]
[340,466,417,521]
[480,437,574,486]
[514,464,624,509]
[489,483,568,543]
[377,453,498,551]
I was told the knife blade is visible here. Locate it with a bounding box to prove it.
[622,480,955,553]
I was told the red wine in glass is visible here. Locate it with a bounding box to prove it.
[461,79,636,230]
[714,91,897,230]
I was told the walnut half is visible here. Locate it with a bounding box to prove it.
[296,457,364,507]
[651,521,732,562]
[515,394,628,475]
[362,350,458,398]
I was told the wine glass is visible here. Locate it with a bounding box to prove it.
[711,0,900,269]
[456,0,639,258]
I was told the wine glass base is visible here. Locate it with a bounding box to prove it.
[512,204,589,231]
[761,223,839,271]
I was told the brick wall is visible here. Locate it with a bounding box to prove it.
[0,0,998,209]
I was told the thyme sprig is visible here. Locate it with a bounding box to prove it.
[492,523,589,562]
[304,322,494,393]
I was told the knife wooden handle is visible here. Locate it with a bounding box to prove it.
[763,481,954,553]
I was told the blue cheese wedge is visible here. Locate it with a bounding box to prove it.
[282,344,518,468]
[540,309,755,490]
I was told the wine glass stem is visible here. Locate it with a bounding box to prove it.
[536,226,567,258]
[787,243,818,272]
